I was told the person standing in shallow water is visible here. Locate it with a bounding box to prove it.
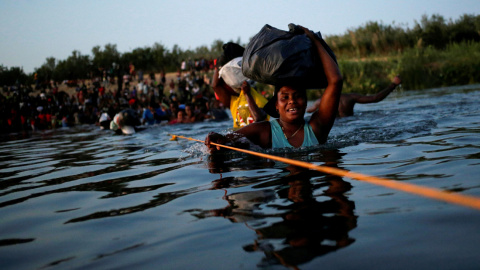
[205,25,342,151]
[307,75,402,117]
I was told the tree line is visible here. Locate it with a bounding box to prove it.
[1,13,479,88]
[326,13,480,57]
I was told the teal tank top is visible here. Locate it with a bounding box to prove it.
[271,119,319,148]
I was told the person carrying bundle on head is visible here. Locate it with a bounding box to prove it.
[206,25,342,151]
[212,42,269,129]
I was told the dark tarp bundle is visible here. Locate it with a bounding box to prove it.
[242,24,337,89]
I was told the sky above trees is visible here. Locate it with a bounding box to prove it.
[1,0,479,73]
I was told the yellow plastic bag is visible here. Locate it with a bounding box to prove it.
[230,88,269,128]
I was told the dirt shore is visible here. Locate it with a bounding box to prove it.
[34,72,181,97]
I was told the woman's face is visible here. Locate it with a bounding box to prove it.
[185,105,193,116]
[177,110,184,120]
[275,86,307,122]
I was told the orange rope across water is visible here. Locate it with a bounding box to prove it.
[170,134,480,211]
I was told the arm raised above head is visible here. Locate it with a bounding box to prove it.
[302,27,343,143]
[355,75,402,104]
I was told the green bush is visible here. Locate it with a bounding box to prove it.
[338,59,397,94]
[398,41,480,89]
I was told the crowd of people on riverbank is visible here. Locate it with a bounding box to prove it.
[1,42,402,139]
[0,67,230,135]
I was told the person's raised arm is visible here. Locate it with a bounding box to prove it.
[241,81,268,122]
[355,75,402,104]
[304,27,343,143]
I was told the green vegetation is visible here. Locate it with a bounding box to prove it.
[322,13,480,93]
[1,14,479,93]
[28,40,225,87]
[0,66,29,86]
[332,41,480,94]
[326,13,480,56]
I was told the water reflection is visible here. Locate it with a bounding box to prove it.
[245,167,356,268]
[205,152,275,175]
[191,149,357,268]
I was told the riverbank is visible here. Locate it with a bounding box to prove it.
[338,41,480,93]
[27,41,480,99]
[33,71,182,97]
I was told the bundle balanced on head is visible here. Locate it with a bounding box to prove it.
[205,25,343,152]
[212,42,269,129]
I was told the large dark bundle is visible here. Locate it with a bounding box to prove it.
[242,24,337,88]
